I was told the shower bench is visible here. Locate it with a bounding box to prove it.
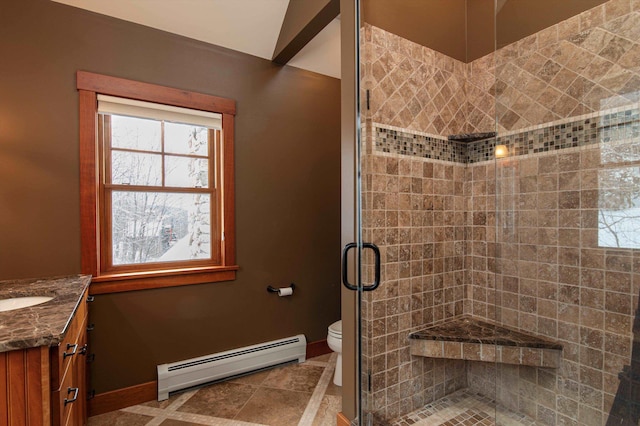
[409,316,563,368]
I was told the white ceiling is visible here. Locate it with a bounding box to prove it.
[288,17,341,79]
[51,0,341,79]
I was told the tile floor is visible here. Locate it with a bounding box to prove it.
[89,355,537,426]
[88,353,341,426]
[390,389,536,426]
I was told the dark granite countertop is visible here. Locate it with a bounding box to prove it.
[0,275,91,352]
[409,316,563,350]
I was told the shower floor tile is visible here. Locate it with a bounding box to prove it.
[89,353,340,426]
[390,389,536,426]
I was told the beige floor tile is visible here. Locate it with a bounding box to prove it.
[324,380,342,397]
[159,420,202,426]
[177,382,257,418]
[312,395,342,426]
[234,387,312,425]
[309,353,333,363]
[262,363,324,393]
[229,368,273,386]
[88,410,154,425]
[140,397,176,409]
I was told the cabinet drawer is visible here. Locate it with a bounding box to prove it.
[52,316,88,426]
[52,353,82,426]
[50,292,88,391]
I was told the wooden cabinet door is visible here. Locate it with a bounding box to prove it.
[0,347,50,425]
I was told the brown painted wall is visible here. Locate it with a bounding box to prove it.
[496,0,607,50]
[363,0,608,62]
[466,0,496,61]
[467,0,609,59]
[363,0,467,62]
[0,0,341,393]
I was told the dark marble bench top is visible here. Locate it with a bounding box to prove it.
[409,316,563,350]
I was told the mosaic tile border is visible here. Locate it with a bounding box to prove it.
[375,126,468,163]
[373,105,640,164]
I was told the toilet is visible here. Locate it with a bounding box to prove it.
[327,320,342,386]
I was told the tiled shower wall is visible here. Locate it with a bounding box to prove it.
[363,24,493,136]
[466,111,640,425]
[360,125,468,421]
[365,0,640,135]
[360,0,640,423]
[490,0,640,133]
[466,0,640,424]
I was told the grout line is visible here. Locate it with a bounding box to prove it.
[164,410,267,426]
[411,397,485,426]
[230,379,263,421]
[143,416,165,426]
[129,389,199,425]
[121,404,172,425]
[124,403,267,426]
[166,389,199,411]
[296,352,337,426]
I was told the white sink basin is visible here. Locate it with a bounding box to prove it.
[0,296,54,312]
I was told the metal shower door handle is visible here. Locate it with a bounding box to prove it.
[341,242,381,292]
[342,243,358,291]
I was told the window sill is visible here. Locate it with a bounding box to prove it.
[89,266,239,294]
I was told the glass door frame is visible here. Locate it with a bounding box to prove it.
[339,0,365,424]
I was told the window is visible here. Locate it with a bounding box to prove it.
[596,110,640,250]
[598,165,640,249]
[78,72,237,293]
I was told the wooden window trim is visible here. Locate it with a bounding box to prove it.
[78,71,237,294]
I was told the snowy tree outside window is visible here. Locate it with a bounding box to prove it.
[598,164,640,249]
[105,114,215,266]
[597,112,640,249]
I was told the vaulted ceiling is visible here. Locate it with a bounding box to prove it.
[51,0,342,78]
[51,0,609,79]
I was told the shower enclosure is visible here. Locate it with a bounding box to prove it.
[342,0,640,424]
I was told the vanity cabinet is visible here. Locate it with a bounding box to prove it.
[0,346,51,424]
[50,290,89,426]
[0,287,89,426]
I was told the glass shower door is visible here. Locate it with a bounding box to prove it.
[347,0,640,425]
[492,1,640,425]
[351,1,484,424]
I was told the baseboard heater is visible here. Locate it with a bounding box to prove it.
[157,334,307,400]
